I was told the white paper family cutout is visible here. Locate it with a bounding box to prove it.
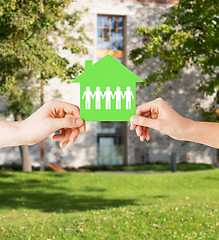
[82,86,134,110]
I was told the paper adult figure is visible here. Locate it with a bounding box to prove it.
[103,86,113,110]
[93,86,103,110]
[123,86,134,110]
[82,86,93,110]
[113,86,123,110]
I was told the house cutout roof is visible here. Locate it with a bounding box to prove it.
[74,55,144,83]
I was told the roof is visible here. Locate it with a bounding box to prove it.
[73,55,143,83]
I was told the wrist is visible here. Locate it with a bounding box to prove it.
[0,120,24,148]
[14,120,24,146]
[178,118,196,142]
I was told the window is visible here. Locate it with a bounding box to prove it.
[97,15,125,64]
[96,15,127,166]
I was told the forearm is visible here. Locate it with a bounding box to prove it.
[183,120,219,148]
[0,120,23,148]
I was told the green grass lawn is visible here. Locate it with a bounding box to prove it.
[2,162,216,172]
[78,163,216,172]
[0,170,218,239]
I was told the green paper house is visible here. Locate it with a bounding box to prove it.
[73,55,143,121]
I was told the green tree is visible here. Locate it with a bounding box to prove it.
[130,0,219,110]
[0,0,90,171]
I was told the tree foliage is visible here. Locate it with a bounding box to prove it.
[0,0,90,170]
[0,0,90,117]
[130,0,219,96]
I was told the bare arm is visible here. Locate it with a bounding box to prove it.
[0,120,21,148]
[184,121,219,148]
[0,100,86,149]
[130,98,219,148]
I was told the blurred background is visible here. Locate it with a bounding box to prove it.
[0,0,218,171]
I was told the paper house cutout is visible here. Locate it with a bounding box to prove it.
[73,55,143,121]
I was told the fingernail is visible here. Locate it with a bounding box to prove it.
[130,116,137,124]
[80,126,86,132]
[76,118,83,126]
[62,142,67,148]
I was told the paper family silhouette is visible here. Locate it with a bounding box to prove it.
[82,86,134,110]
[73,55,143,121]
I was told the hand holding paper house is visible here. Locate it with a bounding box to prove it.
[73,55,143,121]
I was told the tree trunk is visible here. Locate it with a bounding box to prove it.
[16,115,32,172]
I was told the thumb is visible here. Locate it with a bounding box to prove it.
[130,115,160,131]
[51,117,84,130]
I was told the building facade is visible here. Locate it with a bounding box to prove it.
[0,0,216,168]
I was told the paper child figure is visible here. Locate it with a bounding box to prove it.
[113,86,123,110]
[82,86,93,110]
[93,86,103,110]
[103,86,113,110]
[123,86,134,110]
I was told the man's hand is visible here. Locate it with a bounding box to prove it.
[20,99,86,148]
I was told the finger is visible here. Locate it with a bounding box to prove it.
[79,122,86,133]
[144,127,147,141]
[143,112,151,118]
[52,128,66,147]
[130,111,150,130]
[69,128,80,143]
[51,117,84,131]
[142,127,146,141]
[65,114,86,133]
[79,126,85,132]
[136,105,151,116]
[136,99,162,116]
[130,122,137,130]
[60,128,72,148]
[50,100,80,117]
[140,134,145,141]
[52,129,64,141]
[145,127,150,141]
[130,115,160,131]
[53,131,69,142]
[131,109,150,135]
[53,133,65,141]
[136,125,143,137]
[139,127,145,141]
[60,141,68,148]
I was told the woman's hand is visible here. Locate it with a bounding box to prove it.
[130,98,219,148]
[130,98,190,142]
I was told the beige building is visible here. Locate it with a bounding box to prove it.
[0,0,217,168]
